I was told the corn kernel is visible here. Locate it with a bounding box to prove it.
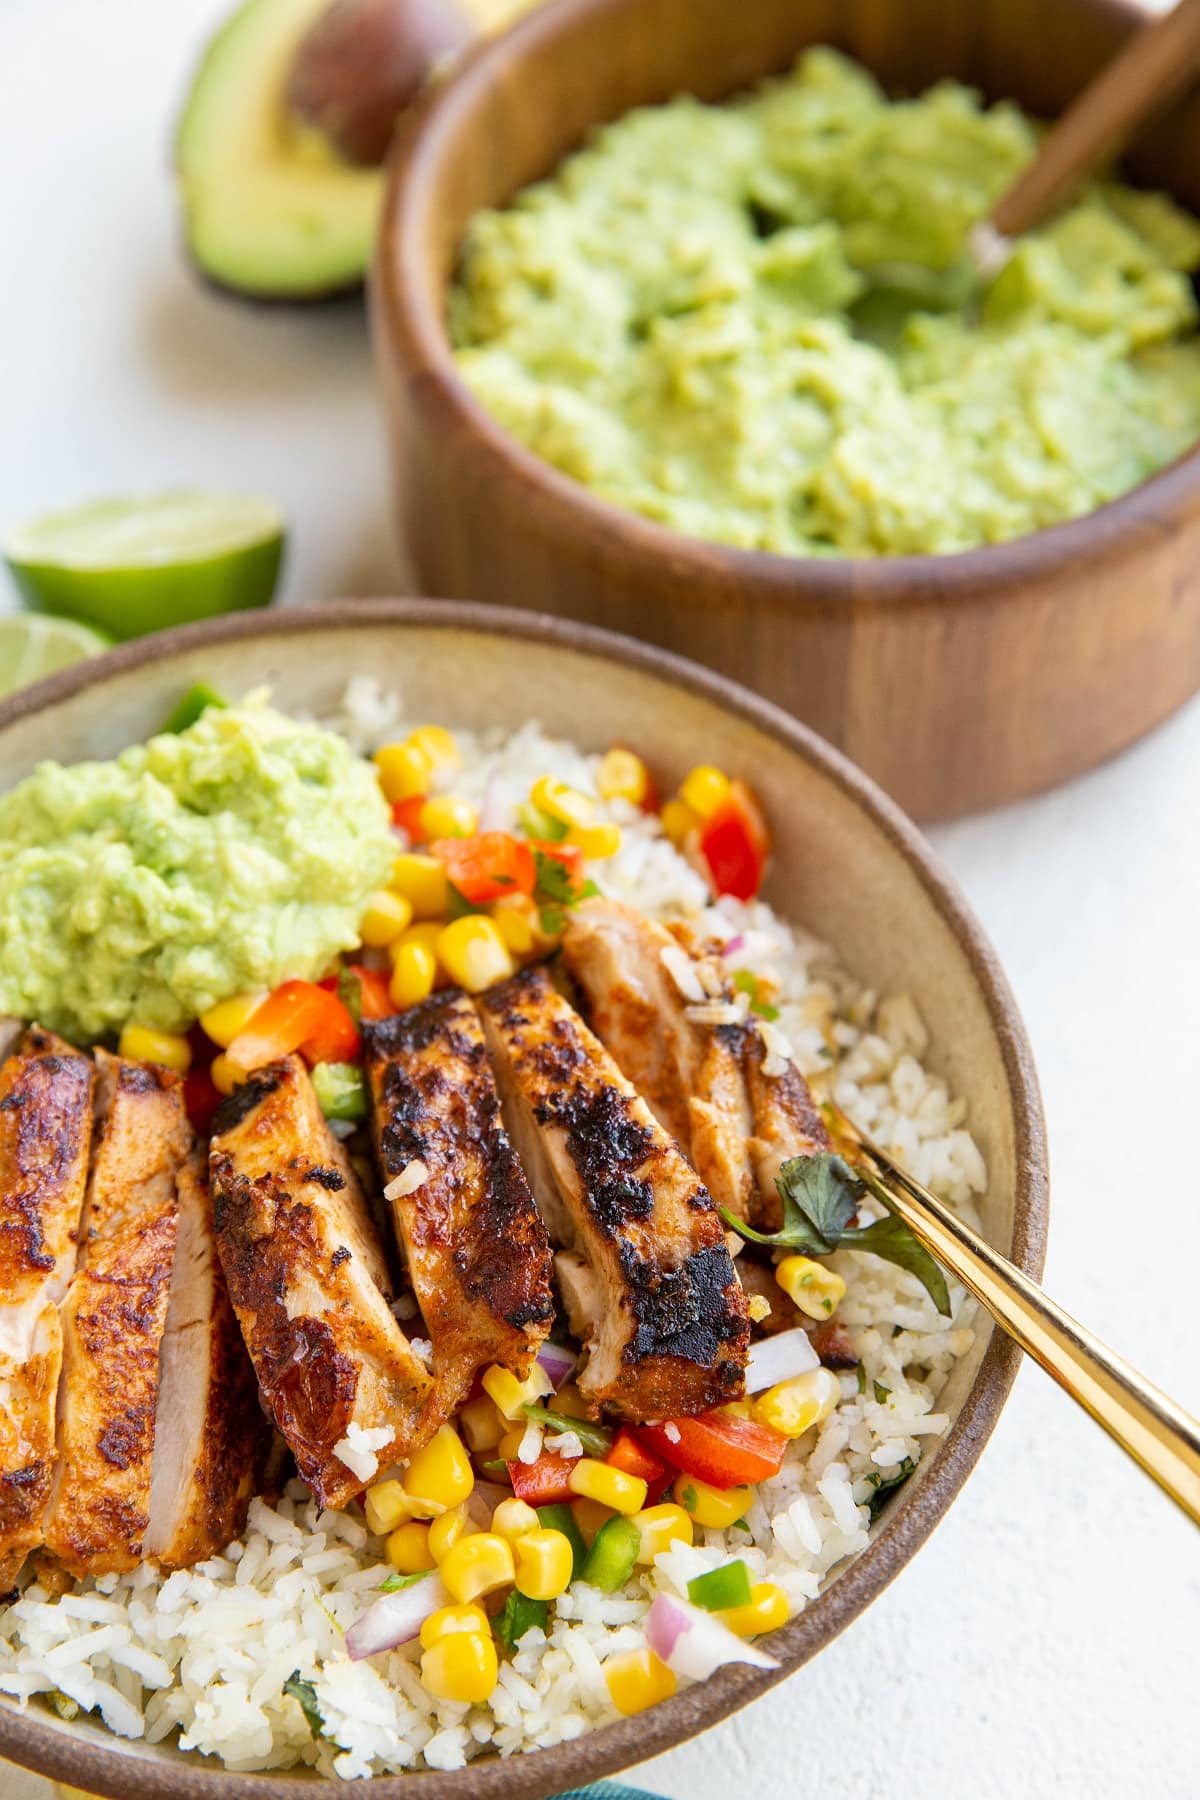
[551,1383,587,1420]
[718,1400,753,1420]
[513,1528,574,1600]
[200,991,267,1049]
[565,821,622,860]
[493,894,538,955]
[679,765,731,820]
[530,774,595,829]
[481,1363,553,1420]
[419,795,478,840]
[428,1504,476,1563]
[389,939,437,1010]
[605,1647,676,1716]
[497,1425,527,1461]
[717,1581,791,1639]
[491,1497,540,1540]
[672,1475,752,1529]
[391,853,450,919]
[419,1602,490,1650]
[420,1630,498,1704]
[775,1254,847,1321]
[568,1459,647,1516]
[752,1367,841,1439]
[364,1479,416,1536]
[458,1393,504,1456]
[596,747,649,806]
[375,741,431,803]
[632,1504,693,1563]
[209,1053,240,1097]
[359,889,414,948]
[436,916,514,994]
[746,1294,772,1324]
[402,1425,474,1514]
[385,1521,435,1573]
[406,725,461,772]
[117,1024,192,1075]
[439,1532,515,1604]
[660,798,701,846]
[570,1496,612,1546]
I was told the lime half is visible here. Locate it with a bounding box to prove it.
[4,491,285,640]
[0,613,112,700]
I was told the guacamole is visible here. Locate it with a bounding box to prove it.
[450,48,1200,556]
[0,696,396,1042]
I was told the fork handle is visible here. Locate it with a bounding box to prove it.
[852,1141,1200,1526]
[991,0,1200,239]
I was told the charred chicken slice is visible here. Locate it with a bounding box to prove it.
[478,967,749,1420]
[0,1028,94,1593]
[210,1056,433,1509]
[363,993,554,1422]
[43,1054,190,1577]
[562,897,829,1231]
[144,1154,265,1569]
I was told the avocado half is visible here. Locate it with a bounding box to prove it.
[175,0,384,301]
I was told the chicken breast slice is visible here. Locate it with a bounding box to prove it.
[478,967,749,1420]
[145,1154,265,1569]
[563,897,829,1231]
[364,993,555,1422]
[210,1056,434,1509]
[0,1029,94,1593]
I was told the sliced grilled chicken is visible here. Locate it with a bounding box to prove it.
[364,993,555,1421]
[210,1056,434,1510]
[144,1154,265,1569]
[478,967,749,1420]
[0,1029,94,1593]
[563,897,829,1231]
[43,1055,189,1576]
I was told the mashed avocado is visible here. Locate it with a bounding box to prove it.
[0,696,396,1042]
[451,48,1200,556]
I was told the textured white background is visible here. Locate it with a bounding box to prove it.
[1,1,1197,1795]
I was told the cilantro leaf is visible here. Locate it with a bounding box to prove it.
[864,1455,916,1519]
[732,969,780,1021]
[283,1672,324,1740]
[533,852,600,935]
[840,1214,951,1316]
[777,1153,862,1247]
[873,1380,890,1404]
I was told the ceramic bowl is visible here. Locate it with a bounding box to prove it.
[0,601,1047,1798]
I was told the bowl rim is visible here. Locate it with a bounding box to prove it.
[373,0,1200,610]
[0,600,1049,1799]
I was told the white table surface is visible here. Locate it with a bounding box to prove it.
[2,2,1197,1795]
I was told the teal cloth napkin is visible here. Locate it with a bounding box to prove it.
[556,1786,664,1799]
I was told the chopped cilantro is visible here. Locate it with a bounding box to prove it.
[283,1672,324,1740]
[380,1568,433,1593]
[873,1381,890,1404]
[855,1363,867,1394]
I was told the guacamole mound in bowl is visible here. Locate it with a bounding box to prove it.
[0,695,397,1042]
[450,48,1200,558]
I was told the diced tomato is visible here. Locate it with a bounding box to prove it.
[341,963,394,1022]
[391,795,427,839]
[529,839,584,883]
[507,1452,580,1507]
[226,979,360,1074]
[183,1063,223,1136]
[606,1428,672,1502]
[636,1411,787,1489]
[432,832,536,906]
[699,779,770,902]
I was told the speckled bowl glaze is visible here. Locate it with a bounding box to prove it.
[0,601,1047,1799]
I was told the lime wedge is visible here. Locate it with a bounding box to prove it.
[4,491,285,640]
[0,613,112,700]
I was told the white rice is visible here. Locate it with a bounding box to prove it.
[0,687,985,1778]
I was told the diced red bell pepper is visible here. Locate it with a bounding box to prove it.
[606,1428,672,1503]
[225,979,360,1074]
[507,1451,580,1507]
[392,795,428,840]
[432,832,537,906]
[699,779,770,902]
[340,963,394,1022]
[183,1062,223,1136]
[636,1411,787,1489]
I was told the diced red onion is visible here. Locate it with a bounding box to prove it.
[346,1573,449,1661]
[644,1593,778,1681]
[536,1342,577,1389]
[745,1327,819,1394]
[722,934,745,957]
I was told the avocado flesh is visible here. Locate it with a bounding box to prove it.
[176,0,383,301]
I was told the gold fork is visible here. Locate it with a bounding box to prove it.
[829,1105,1200,1527]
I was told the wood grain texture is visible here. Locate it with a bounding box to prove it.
[371,0,1200,820]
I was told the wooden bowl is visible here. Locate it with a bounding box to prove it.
[372,0,1200,822]
[0,601,1048,1798]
